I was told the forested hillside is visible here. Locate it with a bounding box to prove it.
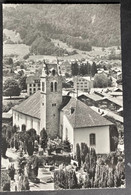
[3,4,120,55]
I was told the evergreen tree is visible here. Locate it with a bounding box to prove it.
[71,62,79,76]
[19,76,27,90]
[40,128,48,152]
[91,62,97,77]
[76,143,81,168]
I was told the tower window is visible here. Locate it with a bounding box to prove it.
[52,69,56,76]
[42,82,45,92]
[52,103,56,106]
[90,133,96,146]
[51,82,53,92]
[55,82,57,92]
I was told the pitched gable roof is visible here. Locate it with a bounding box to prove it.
[12,91,41,119]
[62,98,112,128]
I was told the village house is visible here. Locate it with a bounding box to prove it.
[12,62,114,155]
[73,76,94,92]
[26,75,41,96]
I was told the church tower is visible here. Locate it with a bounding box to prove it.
[40,61,62,138]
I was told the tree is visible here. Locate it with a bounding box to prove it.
[40,128,48,152]
[18,70,24,77]
[19,76,27,90]
[23,53,30,60]
[71,62,79,76]
[27,138,34,156]
[3,79,21,98]
[91,62,97,77]
[94,73,109,88]
[76,143,81,168]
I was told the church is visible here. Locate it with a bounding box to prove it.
[12,61,113,154]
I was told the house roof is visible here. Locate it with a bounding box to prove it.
[105,97,123,107]
[109,92,123,97]
[26,75,40,84]
[78,91,103,102]
[90,106,123,124]
[12,91,41,119]
[62,98,112,128]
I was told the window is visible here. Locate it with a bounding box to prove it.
[38,83,40,87]
[90,134,96,146]
[51,82,53,92]
[55,82,57,92]
[30,84,32,87]
[34,84,35,87]
[30,88,32,91]
[42,82,45,92]
[52,69,56,76]
[22,124,26,132]
[52,103,56,106]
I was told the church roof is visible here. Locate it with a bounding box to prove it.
[62,98,112,128]
[12,91,112,128]
[12,91,41,119]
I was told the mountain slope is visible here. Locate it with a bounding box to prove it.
[3,4,121,55]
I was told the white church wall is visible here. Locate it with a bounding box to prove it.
[74,125,110,154]
[12,110,40,134]
[33,118,40,135]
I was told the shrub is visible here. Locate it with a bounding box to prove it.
[54,167,78,189]
[63,137,71,152]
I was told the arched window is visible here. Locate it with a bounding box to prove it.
[55,82,57,92]
[42,82,45,92]
[90,133,96,146]
[51,82,53,92]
